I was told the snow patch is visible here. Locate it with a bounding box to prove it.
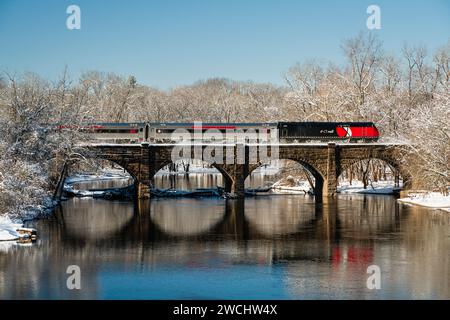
[398,192,450,212]
[65,169,131,185]
[0,215,24,241]
[338,180,401,195]
[271,177,312,194]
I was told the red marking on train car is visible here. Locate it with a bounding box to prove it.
[129,129,138,133]
[336,126,349,137]
[191,125,237,130]
[336,126,379,138]
[57,124,105,130]
[366,126,379,137]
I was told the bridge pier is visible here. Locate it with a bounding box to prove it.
[230,164,248,198]
[135,144,153,199]
[314,177,324,199]
[323,143,338,197]
[215,145,249,198]
[136,181,151,199]
[231,145,249,198]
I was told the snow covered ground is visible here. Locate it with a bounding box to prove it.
[0,216,36,249]
[65,169,131,184]
[337,180,401,195]
[269,178,401,195]
[156,167,219,175]
[270,177,312,194]
[398,192,450,212]
[0,216,23,241]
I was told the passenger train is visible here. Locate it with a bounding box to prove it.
[57,122,379,143]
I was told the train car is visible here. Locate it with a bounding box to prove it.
[148,122,278,143]
[78,123,147,143]
[277,122,379,143]
[61,121,379,143]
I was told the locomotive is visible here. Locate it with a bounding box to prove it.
[63,121,379,143]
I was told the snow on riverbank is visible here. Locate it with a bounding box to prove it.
[0,216,23,241]
[155,167,219,175]
[398,192,450,212]
[270,176,312,194]
[0,215,36,248]
[337,180,401,195]
[65,169,132,185]
[269,178,401,195]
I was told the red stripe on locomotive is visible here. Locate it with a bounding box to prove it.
[336,126,379,138]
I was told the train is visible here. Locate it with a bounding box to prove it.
[57,122,379,143]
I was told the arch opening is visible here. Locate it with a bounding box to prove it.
[245,159,324,196]
[153,158,227,191]
[60,158,135,198]
[338,158,407,194]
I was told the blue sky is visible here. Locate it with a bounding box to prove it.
[0,0,449,89]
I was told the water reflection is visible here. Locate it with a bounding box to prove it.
[59,199,134,240]
[154,173,224,190]
[154,172,275,190]
[150,199,225,236]
[0,183,449,299]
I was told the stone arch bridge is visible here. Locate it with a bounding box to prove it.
[79,143,411,199]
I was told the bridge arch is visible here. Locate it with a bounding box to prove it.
[246,158,325,197]
[338,156,411,190]
[153,158,233,191]
[54,156,137,199]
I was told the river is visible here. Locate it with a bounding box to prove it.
[0,173,449,299]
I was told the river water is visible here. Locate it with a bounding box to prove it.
[0,173,449,299]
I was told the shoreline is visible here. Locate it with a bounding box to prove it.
[397,191,450,213]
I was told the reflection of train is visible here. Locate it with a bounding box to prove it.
[58,122,379,143]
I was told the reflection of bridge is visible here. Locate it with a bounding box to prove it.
[81,143,411,198]
[58,196,404,245]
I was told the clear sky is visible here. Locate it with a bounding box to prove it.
[0,0,449,89]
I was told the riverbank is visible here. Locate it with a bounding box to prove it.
[337,180,401,195]
[270,177,401,195]
[65,169,132,185]
[398,191,450,213]
[0,216,37,244]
